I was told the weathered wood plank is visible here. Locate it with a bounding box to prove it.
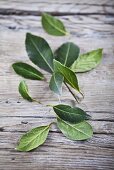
[0,15,114,36]
[0,0,113,5]
[1,117,114,134]
[0,132,114,170]
[0,0,114,15]
[0,99,114,133]
[1,132,114,150]
[0,148,113,170]
[0,100,114,121]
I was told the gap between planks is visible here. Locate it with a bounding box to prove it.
[0,9,114,16]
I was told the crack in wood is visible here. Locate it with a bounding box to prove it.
[0,8,114,16]
[0,127,4,132]
[0,129,114,135]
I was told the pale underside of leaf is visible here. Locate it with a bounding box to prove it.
[57,117,93,140]
[17,125,50,151]
[71,48,103,73]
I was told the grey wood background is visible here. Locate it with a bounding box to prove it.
[0,0,114,169]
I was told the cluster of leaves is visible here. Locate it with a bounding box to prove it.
[12,13,103,152]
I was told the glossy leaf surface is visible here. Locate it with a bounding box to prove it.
[26,33,54,73]
[55,42,80,67]
[53,104,90,123]
[12,62,44,80]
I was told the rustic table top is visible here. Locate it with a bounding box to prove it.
[0,0,114,169]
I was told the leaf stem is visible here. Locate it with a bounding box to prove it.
[80,91,84,98]
[46,104,54,107]
[49,121,57,126]
[33,99,54,108]
[64,82,79,103]
[33,99,41,104]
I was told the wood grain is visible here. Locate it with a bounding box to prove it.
[0,0,114,169]
[0,0,114,15]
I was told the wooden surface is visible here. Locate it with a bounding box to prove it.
[0,0,114,169]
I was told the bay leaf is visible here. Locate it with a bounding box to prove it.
[12,62,44,80]
[71,48,103,73]
[49,72,63,95]
[53,104,90,123]
[19,80,33,102]
[57,117,93,140]
[42,13,68,36]
[53,59,80,93]
[17,125,50,151]
[55,42,80,67]
[26,33,54,73]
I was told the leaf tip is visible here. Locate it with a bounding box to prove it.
[97,48,103,62]
[86,114,91,119]
[16,146,24,152]
[12,63,15,70]
[26,32,32,39]
[65,31,70,36]
[15,146,24,152]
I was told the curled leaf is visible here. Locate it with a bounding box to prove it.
[42,13,68,36]
[17,125,50,151]
[53,104,90,123]
[57,117,93,140]
[18,80,33,102]
[71,49,103,73]
[49,72,63,95]
[12,62,44,80]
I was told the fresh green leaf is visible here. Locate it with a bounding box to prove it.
[71,49,103,73]
[19,80,33,102]
[26,33,54,73]
[57,117,93,140]
[53,59,80,93]
[55,42,80,67]
[12,62,44,80]
[49,72,63,95]
[17,125,50,151]
[42,13,68,36]
[53,104,90,123]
